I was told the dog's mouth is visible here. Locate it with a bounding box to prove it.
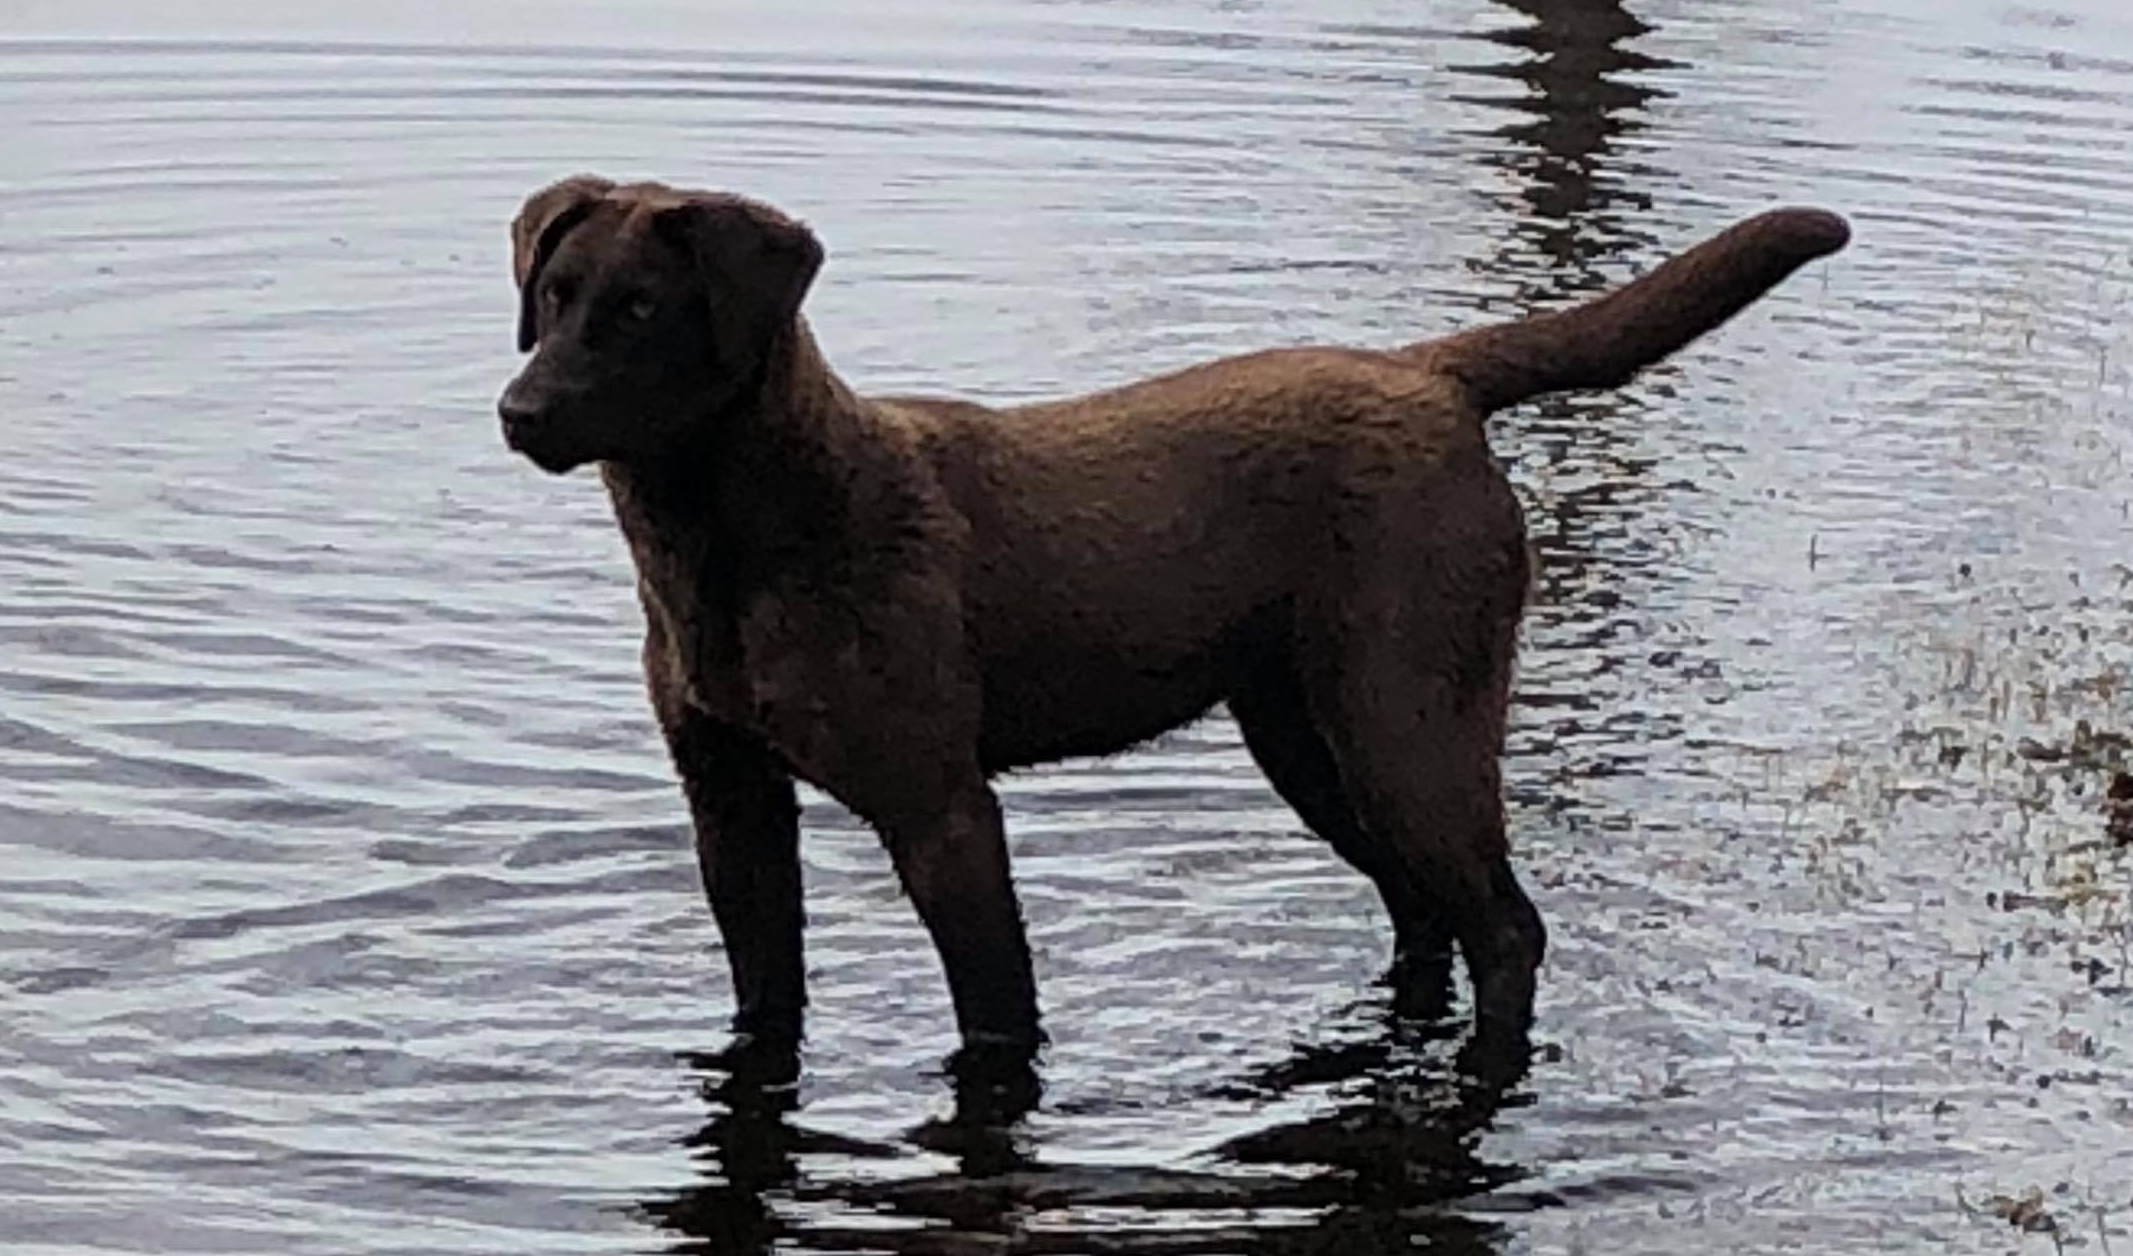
[501,417,587,475]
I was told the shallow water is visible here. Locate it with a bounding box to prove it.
[4,0,2131,1252]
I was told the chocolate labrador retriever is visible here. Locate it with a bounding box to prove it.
[496,175,1848,1080]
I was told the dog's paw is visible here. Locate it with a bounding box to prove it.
[681,1031,803,1090]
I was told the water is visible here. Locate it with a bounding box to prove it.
[4,0,2131,1251]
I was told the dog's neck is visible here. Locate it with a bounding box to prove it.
[601,319,883,559]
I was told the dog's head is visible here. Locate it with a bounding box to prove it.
[497,176,824,474]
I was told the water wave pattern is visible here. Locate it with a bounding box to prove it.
[3,0,2130,1252]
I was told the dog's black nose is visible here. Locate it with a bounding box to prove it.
[497,391,542,433]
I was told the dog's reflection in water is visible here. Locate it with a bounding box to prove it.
[640,1010,1535,1256]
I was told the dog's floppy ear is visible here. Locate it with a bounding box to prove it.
[654,193,825,365]
[510,174,614,352]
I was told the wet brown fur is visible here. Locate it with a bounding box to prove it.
[497,175,1850,1074]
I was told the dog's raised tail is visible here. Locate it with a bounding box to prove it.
[1427,208,1850,416]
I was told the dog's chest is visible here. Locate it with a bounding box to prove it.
[633,547,747,713]
[607,475,844,732]
[633,544,858,735]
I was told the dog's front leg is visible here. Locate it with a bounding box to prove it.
[868,772,1041,1061]
[649,667,806,1066]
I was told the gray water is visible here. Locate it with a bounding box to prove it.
[4,0,2132,1252]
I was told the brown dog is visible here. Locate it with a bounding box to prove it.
[497,176,1847,1079]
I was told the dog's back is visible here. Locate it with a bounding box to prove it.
[884,209,1848,770]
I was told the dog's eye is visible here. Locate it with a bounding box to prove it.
[626,295,658,323]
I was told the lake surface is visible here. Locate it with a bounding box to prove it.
[4,0,2131,1251]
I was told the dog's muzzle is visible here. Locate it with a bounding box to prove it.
[496,382,542,442]
[496,382,580,473]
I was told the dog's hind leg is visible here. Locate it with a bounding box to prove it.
[1296,503,1545,1081]
[1231,666,1455,1020]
